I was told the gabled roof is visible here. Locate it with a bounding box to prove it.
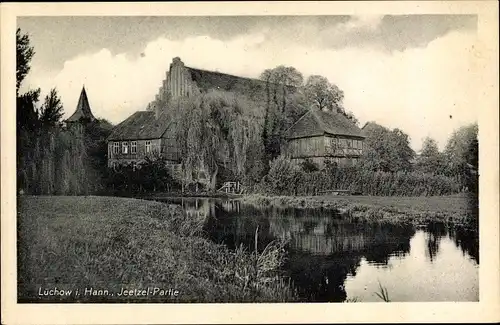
[285,109,365,139]
[107,111,171,141]
[66,86,96,122]
[185,66,297,96]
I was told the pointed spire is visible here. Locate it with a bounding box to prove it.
[66,85,96,123]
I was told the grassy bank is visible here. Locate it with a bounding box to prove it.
[17,196,297,303]
[239,193,478,228]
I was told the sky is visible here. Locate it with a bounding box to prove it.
[18,15,478,151]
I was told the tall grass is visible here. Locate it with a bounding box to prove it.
[374,281,391,302]
[17,196,297,303]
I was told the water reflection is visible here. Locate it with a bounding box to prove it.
[154,197,479,302]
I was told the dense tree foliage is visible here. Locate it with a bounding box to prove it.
[16,28,112,195]
[39,88,64,129]
[166,91,264,191]
[105,155,181,194]
[16,28,35,93]
[443,123,478,192]
[360,123,415,173]
[304,75,344,112]
[416,137,446,174]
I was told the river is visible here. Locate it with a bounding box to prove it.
[154,197,479,302]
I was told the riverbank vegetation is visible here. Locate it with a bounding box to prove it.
[240,193,477,228]
[18,196,297,302]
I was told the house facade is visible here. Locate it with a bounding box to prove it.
[284,109,365,167]
[107,111,178,168]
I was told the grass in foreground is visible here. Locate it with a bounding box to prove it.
[17,196,297,303]
[240,193,477,228]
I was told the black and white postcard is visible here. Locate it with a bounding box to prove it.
[1,1,499,324]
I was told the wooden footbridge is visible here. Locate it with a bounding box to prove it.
[218,181,243,194]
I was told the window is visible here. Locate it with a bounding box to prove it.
[353,140,358,149]
[145,140,152,153]
[347,139,353,148]
[122,142,129,154]
[131,141,137,154]
[113,142,120,154]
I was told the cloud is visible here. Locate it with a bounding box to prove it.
[23,28,477,151]
[345,15,385,31]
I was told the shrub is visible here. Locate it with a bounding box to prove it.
[260,156,302,195]
[300,159,320,173]
[255,164,461,197]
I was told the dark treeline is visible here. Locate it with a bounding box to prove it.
[17,28,478,197]
[16,29,112,195]
[105,155,182,194]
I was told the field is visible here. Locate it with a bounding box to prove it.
[17,196,296,303]
[240,193,478,228]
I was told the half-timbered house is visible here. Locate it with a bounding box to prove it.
[284,109,365,167]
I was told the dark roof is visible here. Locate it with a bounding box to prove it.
[285,109,365,139]
[107,111,171,141]
[66,87,96,122]
[186,66,297,98]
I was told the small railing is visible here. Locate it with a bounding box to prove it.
[218,181,242,194]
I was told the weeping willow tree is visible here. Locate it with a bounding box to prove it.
[169,90,264,191]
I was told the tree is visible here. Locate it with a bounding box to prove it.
[360,122,415,172]
[387,128,415,172]
[416,137,445,174]
[39,88,64,129]
[443,123,478,191]
[304,75,344,112]
[260,66,306,164]
[16,28,35,93]
[171,91,263,191]
[17,89,41,132]
[444,123,478,171]
[260,66,303,113]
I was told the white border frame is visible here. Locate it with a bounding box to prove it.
[1,2,499,324]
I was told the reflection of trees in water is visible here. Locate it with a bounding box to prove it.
[423,222,479,264]
[449,226,479,264]
[162,199,479,302]
[264,208,415,302]
[424,222,447,262]
[285,252,361,302]
[200,202,417,302]
[202,202,277,252]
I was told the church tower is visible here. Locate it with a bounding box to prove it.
[65,86,97,125]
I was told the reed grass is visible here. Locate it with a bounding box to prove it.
[17,195,297,303]
[374,281,391,302]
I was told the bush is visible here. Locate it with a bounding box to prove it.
[259,156,302,195]
[254,160,462,197]
[300,159,319,173]
[105,156,182,194]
